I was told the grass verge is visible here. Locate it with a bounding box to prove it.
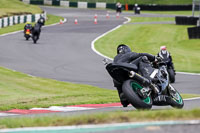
[130,17,175,23]
[0,0,42,17]
[95,17,200,73]
[0,108,200,129]
[0,66,119,111]
[0,14,64,35]
[142,11,194,16]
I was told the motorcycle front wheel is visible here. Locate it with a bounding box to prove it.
[122,79,152,110]
[168,84,184,109]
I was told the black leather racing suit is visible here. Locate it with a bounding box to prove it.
[113,51,156,107]
[32,23,41,39]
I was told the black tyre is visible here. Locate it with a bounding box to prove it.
[168,84,184,109]
[168,68,175,83]
[25,35,30,40]
[122,79,152,109]
[33,40,37,44]
[33,36,38,44]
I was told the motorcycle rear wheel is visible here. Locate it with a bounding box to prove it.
[25,35,30,40]
[26,37,29,40]
[122,79,152,110]
[168,84,184,109]
[33,36,38,44]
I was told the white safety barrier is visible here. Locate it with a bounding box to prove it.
[96,2,106,9]
[9,16,14,26]
[44,0,52,5]
[22,0,30,4]
[3,17,8,27]
[78,2,87,9]
[41,12,47,20]
[60,0,69,7]
[0,12,46,29]
[35,14,41,22]
[20,15,24,24]
[27,15,32,23]
[14,16,19,25]
[0,19,2,28]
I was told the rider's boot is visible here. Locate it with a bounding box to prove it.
[119,93,129,107]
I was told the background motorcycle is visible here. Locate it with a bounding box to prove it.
[32,23,41,44]
[24,27,32,40]
[163,58,176,83]
[105,58,183,110]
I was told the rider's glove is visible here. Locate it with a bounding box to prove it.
[155,56,162,62]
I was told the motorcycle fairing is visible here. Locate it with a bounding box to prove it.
[106,63,138,83]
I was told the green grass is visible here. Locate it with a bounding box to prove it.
[0,0,42,17]
[127,9,198,16]
[130,17,175,23]
[95,17,200,73]
[142,10,200,17]
[182,94,200,99]
[0,108,200,129]
[0,67,119,111]
[143,11,194,16]
[0,14,63,35]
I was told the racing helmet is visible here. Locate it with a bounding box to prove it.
[160,46,167,54]
[25,22,32,29]
[160,46,167,50]
[38,18,44,23]
[117,44,131,54]
[26,22,31,25]
[37,17,45,25]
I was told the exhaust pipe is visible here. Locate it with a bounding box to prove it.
[129,71,150,87]
[129,71,160,93]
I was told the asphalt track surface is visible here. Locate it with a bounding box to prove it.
[0,6,200,133]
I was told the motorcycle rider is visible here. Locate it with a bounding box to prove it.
[116,2,122,13]
[32,22,41,40]
[157,46,175,73]
[113,44,161,107]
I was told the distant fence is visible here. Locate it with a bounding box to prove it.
[175,16,199,25]
[188,26,200,39]
[22,0,195,5]
[22,0,193,11]
[0,12,46,29]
